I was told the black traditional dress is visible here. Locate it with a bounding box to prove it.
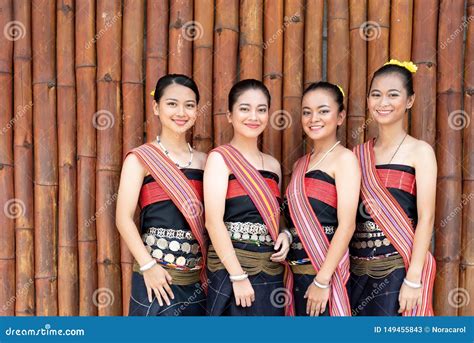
[129,169,207,316]
[349,164,417,316]
[284,170,341,316]
[206,170,286,316]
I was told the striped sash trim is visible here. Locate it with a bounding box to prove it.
[354,139,436,316]
[127,143,208,290]
[212,144,295,316]
[286,154,351,316]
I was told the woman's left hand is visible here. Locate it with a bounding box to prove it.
[305,281,330,316]
[270,232,290,262]
[398,282,422,313]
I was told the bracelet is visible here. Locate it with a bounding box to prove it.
[139,259,157,272]
[282,229,293,244]
[403,278,422,289]
[229,272,248,282]
[313,278,330,289]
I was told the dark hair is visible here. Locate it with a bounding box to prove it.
[228,79,271,112]
[302,81,344,112]
[153,74,200,104]
[368,64,415,96]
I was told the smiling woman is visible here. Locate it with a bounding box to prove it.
[115,74,209,316]
[204,79,294,316]
[350,60,437,317]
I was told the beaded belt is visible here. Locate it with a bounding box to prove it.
[350,253,405,279]
[289,227,335,250]
[351,238,392,249]
[141,227,202,269]
[207,245,284,276]
[225,221,274,246]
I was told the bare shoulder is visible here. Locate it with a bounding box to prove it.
[193,150,208,169]
[262,152,282,175]
[335,145,359,166]
[408,136,436,168]
[122,152,147,177]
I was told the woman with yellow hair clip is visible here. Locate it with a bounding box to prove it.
[350,60,437,316]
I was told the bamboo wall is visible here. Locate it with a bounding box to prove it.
[0,0,472,316]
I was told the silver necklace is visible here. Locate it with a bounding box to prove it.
[156,135,193,168]
[375,133,407,165]
[307,141,340,172]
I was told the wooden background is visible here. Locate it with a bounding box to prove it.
[0,0,472,316]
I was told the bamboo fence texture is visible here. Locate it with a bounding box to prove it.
[0,0,472,316]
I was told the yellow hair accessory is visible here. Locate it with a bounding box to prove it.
[150,90,155,97]
[336,85,345,98]
[384,59,418,73]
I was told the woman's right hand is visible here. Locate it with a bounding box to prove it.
[232,278,255,307]
[142,264,174,306]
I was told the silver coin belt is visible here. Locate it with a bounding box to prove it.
[352,221,392,249]
[142,227,201,268]
[289,226,335,250]
[225,221,274,245]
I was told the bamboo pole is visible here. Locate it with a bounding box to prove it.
[213,0,239,146]
[57,0,78,316]
[282,0,304,188]
[410,0,438,146]
[302,0,324,153]
[347,0,367,149]
[75,0,98,316]
[145,0,168,142]
[193,0,214,153]
[390,0,413,131]
[121,0,145,316]
[13,0,35,316]
[262,0,285,160]
[365,0,389,139]
[239,0,263,80]
[0,0,15,317]
[460,0,474,316]
[327,0,350,147]
[96,0,123,316]
[434,0,465,316]
[32,0,58,316]
[168,0,193,76]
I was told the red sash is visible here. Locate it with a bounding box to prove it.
[286,154,351,316]
[127,143,208,290]
[354,139,436,316]
[212,144,295,316]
